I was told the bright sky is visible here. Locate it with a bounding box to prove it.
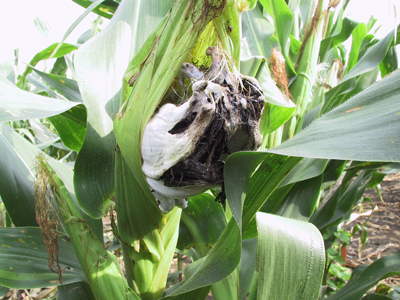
[0,0,398,69]
[0,0,107,72]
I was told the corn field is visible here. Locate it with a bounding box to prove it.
[0,0,400,299]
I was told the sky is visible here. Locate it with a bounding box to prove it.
[0,0,398,70]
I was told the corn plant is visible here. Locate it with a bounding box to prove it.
[0,0,400,300]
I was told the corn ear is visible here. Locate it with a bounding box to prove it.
[113,1,228,298]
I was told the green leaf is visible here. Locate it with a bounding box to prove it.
[323,160,347,182]
[165,151,301,297]
[361,294,393,300]
[380,46,399,77]
[241,153,303,230]
[164,219,241,297]
[256,213,325,300]
[0,227,85,289]
[347,23,367,72]
[279,175,322,221]
[51,57,68,76]
[17,43,78,88]
[366,172,386,189]
[270,69,400,162]
[0,123,102,239]
[180,194,226,257]
[32,68,82,102]
[0,123,44,226]
[241,6,278,59]
[74,0,174,218]
[260,103,295,139]
[180,195,232,300]
[326,252,400,300]
[259,0,295,74]
[57,282,95,300]
[280,158,329,186]
[0,76,79,122]
[288,0,330,135]
[72,0,118,19]
[48,104,87,152]
[239,238,258,300]
[0,286,9,297]
[342,29,395,82]
[320,18,359,61]
[36,156,139,300]
[311,170,370,231]
[115,151,181,299]
[162,287,211,300]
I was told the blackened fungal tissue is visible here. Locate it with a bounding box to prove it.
[141,46,265,213]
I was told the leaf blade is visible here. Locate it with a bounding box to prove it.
[256,213,325,300]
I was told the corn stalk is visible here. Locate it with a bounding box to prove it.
[286,0,330,138]
[34,155,140,300]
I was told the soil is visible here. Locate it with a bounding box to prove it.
[345,172,400,286]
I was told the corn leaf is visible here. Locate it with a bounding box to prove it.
[72,0,118,19]
[32,68,82,102]
[0,227,85,289]
[36,157,140,300]
[164,218,241,297]
[164,152,302,297]
[256,213,325,300]
[57,282,95,300]
[259,0,295,74]
[180,194,226,257]
[279,175,322,221]
[342,29,395,82]
[114,151,181,298]
[326,252,400,300]
[270,69,400,162]
[280,158,329,186]
[361,295,393,300]
[0,287,9,297]
[0,123,102,238]
[162,288,211,300]
[347,23,367,72]
[239,238,258,300]
[17,43,78,88]
[240,153,303,230]
[47,105,87,152]
[380,46,399,77]
[320,18,359,61]
[241,6,278,59]
[0,76,79,122]
[213,2,240,65]
[74,0,174,218]
[311,170,370,232]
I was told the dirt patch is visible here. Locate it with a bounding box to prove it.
[346,172,400,286]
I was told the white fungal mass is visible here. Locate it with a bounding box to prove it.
[141,47,265,213]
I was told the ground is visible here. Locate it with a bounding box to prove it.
[346,172,400,286]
